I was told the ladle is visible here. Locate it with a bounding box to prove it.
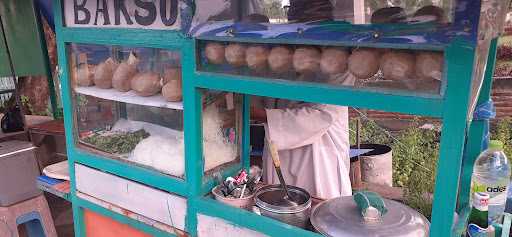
[267,140,299,207]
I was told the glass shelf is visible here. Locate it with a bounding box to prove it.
[75,86,183,110]
[197,40,444,97]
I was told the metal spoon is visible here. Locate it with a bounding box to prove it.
[268,140,299,207]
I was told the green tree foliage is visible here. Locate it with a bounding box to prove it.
[262,0,286,20]
[491,118,512,163]
[351,116,512,219]
[395,123,439,220]
[349,118,392,146]
[350,117,439,219]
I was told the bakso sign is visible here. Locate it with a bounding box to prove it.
[64,0,181,30]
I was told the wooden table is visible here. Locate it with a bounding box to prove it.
[27,118,67,172]
[0,115,56,141]
[29,119,65,137]
[0,129,27,142]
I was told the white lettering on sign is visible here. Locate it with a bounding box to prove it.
[64,0,181,30]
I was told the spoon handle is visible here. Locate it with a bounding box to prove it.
[268,140,281,168]
[268,140,294,199]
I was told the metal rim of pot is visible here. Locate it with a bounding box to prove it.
[255,185,311,214]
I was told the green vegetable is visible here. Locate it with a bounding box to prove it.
[83,129,150,154]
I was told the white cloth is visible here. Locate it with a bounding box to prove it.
[256,98,352,199]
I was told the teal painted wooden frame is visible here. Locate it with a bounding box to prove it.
[74,197,177,237]
[190,38,489,237]
[53,1,196,236]
[53,0,250,235]
[53,0,498,236]
[459,39,499,210]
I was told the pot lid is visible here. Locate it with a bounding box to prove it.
[311,196,430,237]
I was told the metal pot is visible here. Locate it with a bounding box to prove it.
[255,185,311,228]
[311,196,430,237]
[356,144,393,187]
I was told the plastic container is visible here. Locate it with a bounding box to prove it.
[212,185,255,210]
[471,140,511,224]
[0,140,42,206]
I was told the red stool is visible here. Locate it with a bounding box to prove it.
[0,195,57,237]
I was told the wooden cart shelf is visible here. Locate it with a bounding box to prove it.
[37,175,71,202]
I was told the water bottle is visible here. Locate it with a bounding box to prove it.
[471,140,511,224]
[467,192,490,237]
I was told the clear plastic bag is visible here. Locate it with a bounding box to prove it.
[191,0,454,27]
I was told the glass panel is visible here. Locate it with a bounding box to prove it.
[206,99,442,232]
[198,41,443,95]
[467,39,492,121]
[192,0,454,27]
[478,0,511,40]
[68,43,185,178]
[202,90,243,175]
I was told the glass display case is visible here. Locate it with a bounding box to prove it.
[191,0,508,114]
[189,0,480,98]
[68,43,186,178]
[197,41,444,95]
[68,44,243,178]
[53,0,511,236]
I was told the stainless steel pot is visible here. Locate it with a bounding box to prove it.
[311,196,430,237]
[255,185,311,228]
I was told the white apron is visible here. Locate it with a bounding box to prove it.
[255,98,352,199]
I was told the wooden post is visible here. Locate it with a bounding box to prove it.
[354,0,366,24]
[350,118,364,190]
